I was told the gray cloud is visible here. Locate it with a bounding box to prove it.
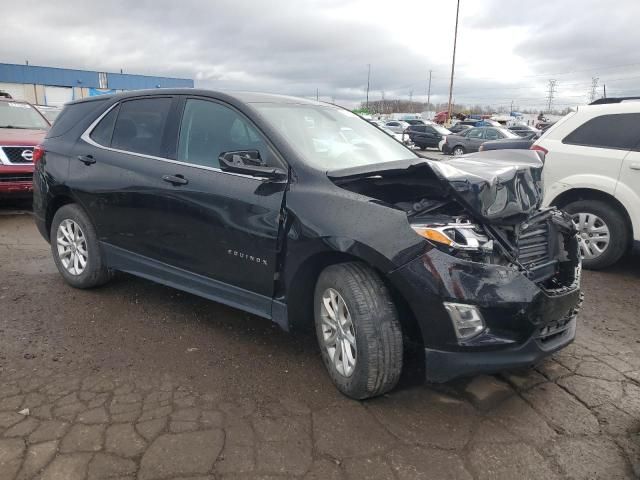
[2,0,640,109]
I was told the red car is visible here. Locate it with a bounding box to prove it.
[0,98,50,198]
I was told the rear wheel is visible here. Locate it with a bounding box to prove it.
[314,262,403,399]
[562,199,629,270]
[452,145,465,156]
[51,204,112,288]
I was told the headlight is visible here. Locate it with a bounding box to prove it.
[411,221,493,252]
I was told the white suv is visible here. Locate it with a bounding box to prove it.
[532,98,640,269]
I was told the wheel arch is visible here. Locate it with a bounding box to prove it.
[284,250,424,351]
[45,194,77,241]
[550,188,634,248]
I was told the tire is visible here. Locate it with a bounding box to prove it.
[452,145,465,156]
[314,262,403,399]
[562,199,629,270]
[50,203,112,288]
[418,145,426,151]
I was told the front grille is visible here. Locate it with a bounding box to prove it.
[1,146,35,164]
[0,173,33,183]
[517,220,551,267]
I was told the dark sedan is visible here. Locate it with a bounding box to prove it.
[407,124,451,150]
[443,126,519,155]
[508,124,540,138]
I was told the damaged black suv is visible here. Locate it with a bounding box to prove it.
[33,90,582,399]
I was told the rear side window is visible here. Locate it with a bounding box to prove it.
[46,100,107,138]
[111,98,172,157]
[563,113,640,150]
[90,105,119,146]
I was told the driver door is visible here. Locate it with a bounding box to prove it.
[154,97,288,297]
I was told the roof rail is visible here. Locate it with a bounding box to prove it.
[589,97,640,105]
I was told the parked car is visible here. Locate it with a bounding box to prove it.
[509,124,540,138]
[407,124,451,150]
[369,120,412,145]
[34,89,582,399]
[447,123,472,134]
[444,126,519,155]
[0,98,50,198]
[384,120,411,134]
[532,98,640,269]
[479,137,535,151]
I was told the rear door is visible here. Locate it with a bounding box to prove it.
[464,128,485,151]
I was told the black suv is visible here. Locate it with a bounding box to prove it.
[33,90,582,399]
[406,124,452,150]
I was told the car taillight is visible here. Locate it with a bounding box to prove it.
[529,144,548,155]
[32,145,45,164]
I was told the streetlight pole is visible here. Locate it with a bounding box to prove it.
[366,64,371,111]
[427,69,432,110]
[446,0,460,125]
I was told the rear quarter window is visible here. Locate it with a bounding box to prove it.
[46,99,108,139]
[562,113,640,150]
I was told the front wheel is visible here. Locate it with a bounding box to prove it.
[452,145,465,155]
[314,262,403,399]
[563,199,629,270]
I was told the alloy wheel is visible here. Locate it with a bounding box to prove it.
[572,212,611,260]
[56,219,88,275]
[320,288,357,377]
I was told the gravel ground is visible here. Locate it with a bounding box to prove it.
[0,202,638,480]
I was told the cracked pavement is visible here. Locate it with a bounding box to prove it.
[1,209,639,479]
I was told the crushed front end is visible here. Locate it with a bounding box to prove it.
[329,150,582,382]
[389,205,582,382]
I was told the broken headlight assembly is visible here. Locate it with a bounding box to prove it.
[411,219,494,260]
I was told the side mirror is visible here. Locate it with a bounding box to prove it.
[219,150,287,180]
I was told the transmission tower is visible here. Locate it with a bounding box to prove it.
[589,77,599,103]
[546,80,557,113]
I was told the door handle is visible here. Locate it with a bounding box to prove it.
[630,162,640,170]
[77,154,96,165]
[162,174,188,186]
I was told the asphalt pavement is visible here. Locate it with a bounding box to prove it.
[0,203,638,479]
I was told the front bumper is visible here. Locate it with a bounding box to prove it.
[0,165,34,197]
[388,247,582,383]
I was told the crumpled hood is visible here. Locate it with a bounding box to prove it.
[426,150,543,224]
[327,150,544,225]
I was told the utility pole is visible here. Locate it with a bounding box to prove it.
[366,64,371,111]
[409,90,413,112]
[603,84,607,99]
[510,100,514,114]
[546,79,557,113]
[316,88,319,101]
[427,70,432,109]
[381,91,386,115]
[446,0,461,125]
[589,77,599,103]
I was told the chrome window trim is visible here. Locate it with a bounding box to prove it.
[80,102,269,181]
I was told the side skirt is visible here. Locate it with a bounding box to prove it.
[101,242,289,329]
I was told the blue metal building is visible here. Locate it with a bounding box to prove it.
[0,63,193,106]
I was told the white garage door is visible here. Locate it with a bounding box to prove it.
[44,86,73,106]
[0,83,27,101]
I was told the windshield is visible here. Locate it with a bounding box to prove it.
[253,104,417,169]
[0,102,49,129]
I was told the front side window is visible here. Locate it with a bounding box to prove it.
[110,98,172,157]
[177,99,273,168]
[254,103,417,169]
[0,101,49,130]
[563,113,640,150]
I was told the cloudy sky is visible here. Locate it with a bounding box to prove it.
[3,0,640,110]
